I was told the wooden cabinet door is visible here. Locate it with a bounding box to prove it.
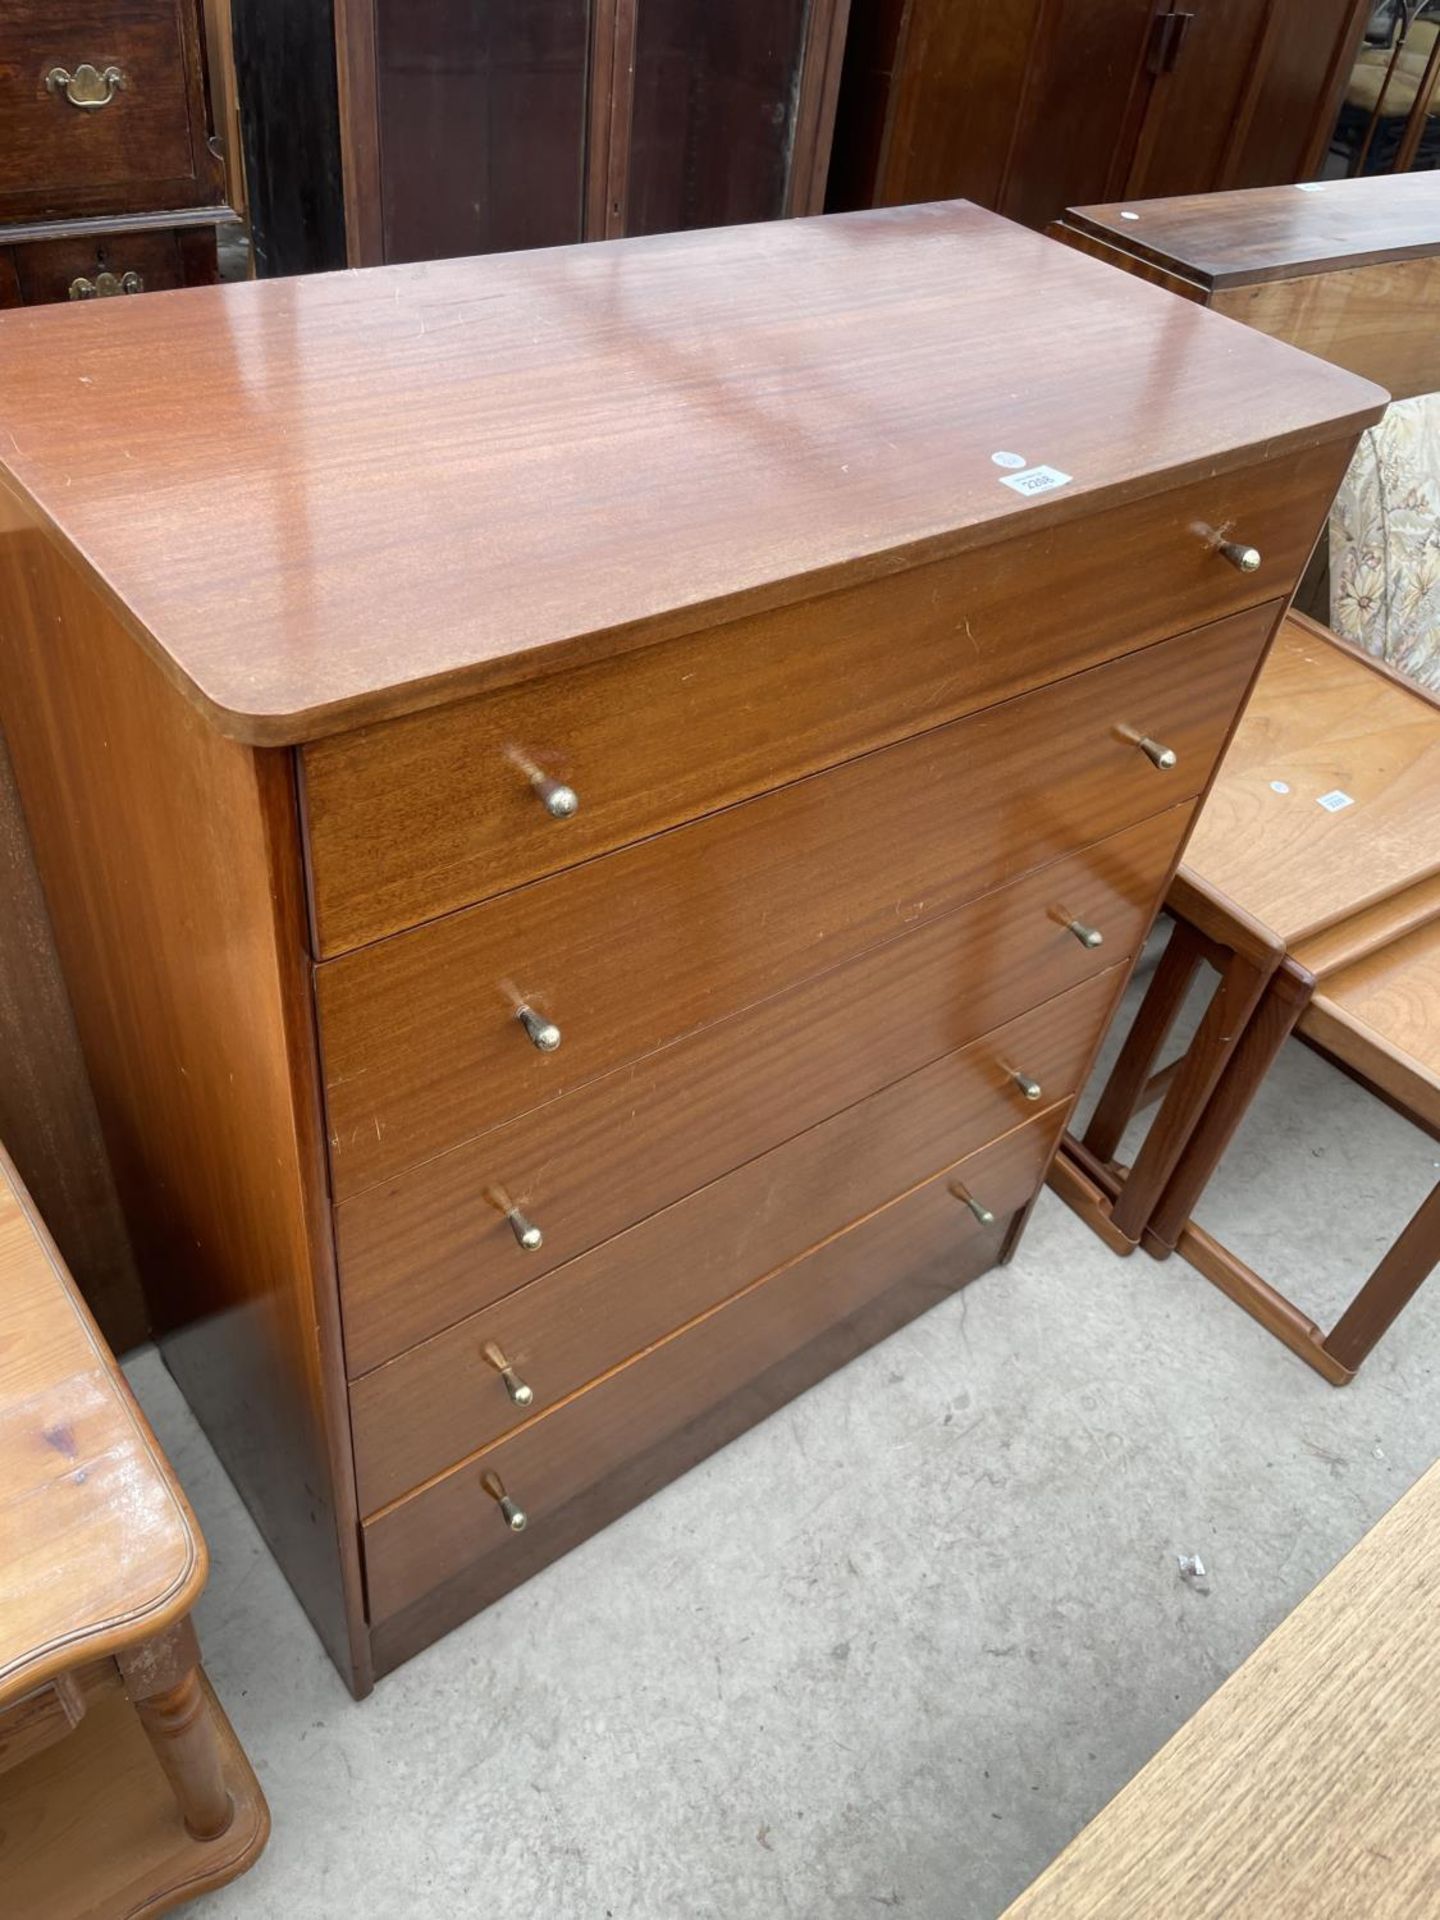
[374,0,595,262]
[1123,0,1368,201]
[618,0,828,233]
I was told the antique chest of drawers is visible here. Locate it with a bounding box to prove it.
[0,0,232,308]
[0,205,1383,1694]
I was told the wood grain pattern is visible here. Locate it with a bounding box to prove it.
[0,1669,269,1919]
[336,807,1190,1372]
[0,491,371,1696]
[1002,1459,1440,1918]
[0,723,143,1352]
[352,968,1115,1512]
[319,609,1273,1196]
[0,1146,201,1706]
[0,223,219,310]
[364,1109,1057,1631]
[1062,170,1440,290]
[1212,259,1440,404]
[0,0,226,224]
[300,445,1332,954]
[0,204,1383,743]
[1182,617,1440,947]
[1301,918,1440,1136]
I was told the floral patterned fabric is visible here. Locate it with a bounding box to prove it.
[1330,393,1440,691]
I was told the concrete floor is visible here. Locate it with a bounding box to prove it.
[128,954,1440,1919]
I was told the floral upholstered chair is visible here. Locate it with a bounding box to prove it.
[1330,393,1440,691]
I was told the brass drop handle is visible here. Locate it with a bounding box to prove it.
[69,270,143,300]
[532,773,579,819]
[516,1002,561,1052]
[1218,540,1261,574]
[481,1341,534,1408]
[950,1183,995,1226]
[480,1468,528,1532]
[1011,1069,1043,1103]
[46,63,126,110]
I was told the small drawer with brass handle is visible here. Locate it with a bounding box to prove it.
[361,1108,1061,1626]
[45,63,127,110]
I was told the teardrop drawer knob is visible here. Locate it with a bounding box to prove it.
[516,1002,561,1052]
[1066,918,1103,949]
[504,1204,543,1251]
[481,1469,528,1532]
[532,773,579,819]
[1134,735,1176,771]
[481,1341,534,1407]
[1012,1070,1043,1103]
[1219,540,1261,574]
[951,1183,995,1226]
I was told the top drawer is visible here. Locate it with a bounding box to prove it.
[300,441,1350,956]
[0,2,214,221]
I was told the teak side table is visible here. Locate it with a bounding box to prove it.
[1052,613,1440,1380]
[0,1144,268,1916]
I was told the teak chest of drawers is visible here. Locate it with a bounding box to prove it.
[0,205,1383,1694]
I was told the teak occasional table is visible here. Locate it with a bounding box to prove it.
[1052,613,1440,1380]
[0,204,1383,1692]
[1002,1457,1440,1918]
[0,1145,268,1915]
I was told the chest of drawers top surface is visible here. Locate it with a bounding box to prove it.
[1063,171,1440,293]
[0,201,1383,745]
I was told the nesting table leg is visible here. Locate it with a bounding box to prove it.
[1108,943,1276,1242]
[1148,959,1315,1252]
[1324,1179,1440,1376]
[118,1620,235,1841]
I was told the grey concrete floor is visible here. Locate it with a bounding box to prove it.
[127,951,1440,1920]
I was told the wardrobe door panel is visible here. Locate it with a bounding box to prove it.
[376,0,593,262]
[625,0,812,234]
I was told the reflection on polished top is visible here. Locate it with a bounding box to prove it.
[1065,169,1440,288]
[0,202,1384,743]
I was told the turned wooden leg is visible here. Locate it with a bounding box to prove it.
[119,1621,234,1841]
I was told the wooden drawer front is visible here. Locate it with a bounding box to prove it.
[338,806,1192,1372]
[363,1109,1056,1632]
[303,444,1345,956]
[0,2,212,219]
[351,964,1115,1512]
[0,226,216,310]
[320,604,1274,1196]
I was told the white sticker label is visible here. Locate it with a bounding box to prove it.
[1000,464,1073,499]
[991,450,1027,470]
[1296,182,1327,192]
[1317,789,1355,812]
[1269,780,1291,794]
[1120,210,1140,221]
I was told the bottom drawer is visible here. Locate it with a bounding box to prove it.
[0,225,218,309]
[364,1107,1061,1663]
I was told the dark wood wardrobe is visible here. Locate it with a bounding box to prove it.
[333,0,850,265]
[829,0,1373,228]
